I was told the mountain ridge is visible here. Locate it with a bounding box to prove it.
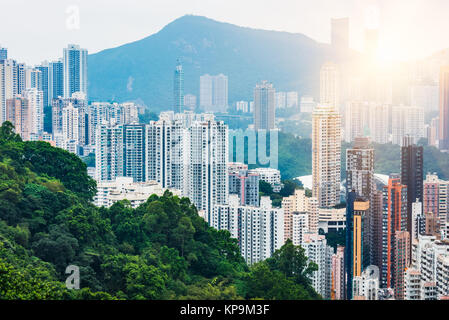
[88,15,353,111]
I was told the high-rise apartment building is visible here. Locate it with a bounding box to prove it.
[439,66,449,150]
[410,81,439,113]
[424,173,449,229]
[391,105,425,145]
[228,163,259,207]
[353,265,380,300]
[286,91,298,109]
[312,104,341,208]
[52,95,88,146]
[95,124,125,181]
[372,190,384,271]
[394,231,410,300]
[5,95,30,140]
[275,92,286,109]
[405,234,449,300]
[344,102,390,144]
[123,124,146,183]
[211,195,284,265]
[36,63,50,112]
[22,88,43,138]
[1,60,18,123]
[332,246,345,300]
[146,112,228,221]
[401,135,424,249]
[62,103,79,143]
[320,62,339,109]
[282,189,318,240]
[302,233,333,299]
[253,81,276,130]
[49,60,63,101]
[381,176,408,289]
[199,74,228,113]
[300,96,316,113]
[346,192,370,299]
[63,44,88,99]
[346,137,375,202]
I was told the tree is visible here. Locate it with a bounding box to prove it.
[266,239,317,286]
[259,180,273,195]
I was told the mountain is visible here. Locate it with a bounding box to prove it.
[88,15,355,111]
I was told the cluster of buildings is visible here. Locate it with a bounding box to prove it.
[3,13,449,301]
[0,44,92,149]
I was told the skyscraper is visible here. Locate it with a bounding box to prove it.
[0,61,5,124]
[353,199,370,278]
[36,63,50,107]
[331,18,349,51]
[381,176,408,289]
[346,137,375,202]
[63,44,88,99]
[5,95,30,140]
[439,66,449,150]
[253,81,276,130]
[22,88,43,138]
[332,246,346,300]
[95,123,125,182]
[346,192,370,299]
[173,60,184,113]
[199,74,228,113]
[346,137,375,266]
[211,195,284,265]
[371,190,384,275]
[320,62,339,109]
[401,136,424,254]
[17,63,26,95]
[49,60,64,101]
[391,105,425,145]
[423,173,449,230]
[146,112,228,221]
[303,233,333,299]
[312,104,341,208]
[394,231,410,300]
[62,103,79,143]
[0,59,18,124]
[123,124,146,183]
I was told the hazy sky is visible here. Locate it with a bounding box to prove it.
[2,0,449,65]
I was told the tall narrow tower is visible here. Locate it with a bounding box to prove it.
[312,104,341,208]
[63,44,88,99]
[439,66,449,150]
[173,60,184,113]
[253,81,276,130]
[320,62,339,110]
[401,135,423,259]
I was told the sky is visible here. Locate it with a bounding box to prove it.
[1,0,449,65]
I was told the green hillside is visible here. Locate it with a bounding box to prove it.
[0,122,320,300]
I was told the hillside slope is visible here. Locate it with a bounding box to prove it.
[88,15,355,110]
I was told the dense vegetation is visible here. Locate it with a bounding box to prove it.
[259,180,303,207]
[0,122,320,300]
